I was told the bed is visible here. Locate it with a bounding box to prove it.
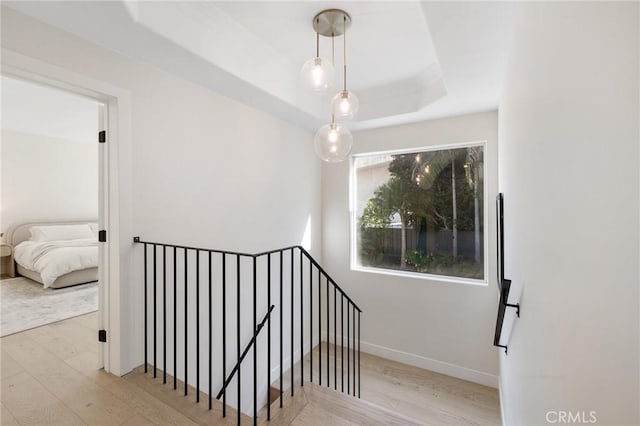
[7,220,99,289]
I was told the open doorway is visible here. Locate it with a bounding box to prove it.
[0,75,104,360]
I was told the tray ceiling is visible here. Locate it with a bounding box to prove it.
[4,1,514,131]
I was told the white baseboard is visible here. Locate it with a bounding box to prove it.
[359,339,499,388]
[271,333,498,389]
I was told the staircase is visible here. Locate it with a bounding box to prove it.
[133,238,363,425]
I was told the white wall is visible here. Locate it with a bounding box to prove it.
[1,75,100,143]
[322,111,499,387]
[498,2,639,425]
[1,130,98,231]
[1,6,321,414]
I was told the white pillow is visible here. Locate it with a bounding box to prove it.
[30,224,95,242]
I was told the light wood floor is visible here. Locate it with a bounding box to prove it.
[259,379,424,426]
[278,343,501,425]
[1,313,501,425]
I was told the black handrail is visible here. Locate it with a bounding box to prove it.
[493,193,520,355]
[298,246,362,312]
[133,238,362,312]
[216,305,275,400]
[135,237,363,425]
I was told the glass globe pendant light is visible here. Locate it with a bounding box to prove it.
[314,115,353,163]
[332,15,359,120]
[305,9,355,162]
[333,90,359,121]
[300,30,335,92]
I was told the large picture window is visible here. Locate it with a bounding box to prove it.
[351,144,485,281]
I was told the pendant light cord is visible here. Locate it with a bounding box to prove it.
[343,16,347,92]
[316,29,319,58]
[332,33,335,66]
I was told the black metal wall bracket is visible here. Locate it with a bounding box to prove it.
[501,281,521,318]
[495,344,508,355]
[505,301,520,317]
[493,279,521,355]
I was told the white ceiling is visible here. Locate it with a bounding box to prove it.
[1,75,100,142]
[4,1,514,131]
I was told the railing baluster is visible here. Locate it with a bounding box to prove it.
[347,300,350,395]
[299,249,304,388]
[279,251,283,407]
[163,245,167,384]
[144,243,148,373]
[184,248,188,396]
[341,293,344,393]
[253,256,257,424]
[310,262,313,384]
[196,250,200,402]
[222,254,226,417]
[153,244,157,378]
[352,304,356,397]
[358,310,361,399]
[290,248,294,397]
[209,251,213,410]
[334,285,337,390]
[236,255,241,425]
[173,247,177,390]
[318,269,321,387]
[326,276,329,387]
[267,254,271,421]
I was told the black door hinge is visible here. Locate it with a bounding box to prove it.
[98,329,107,342]
[98,230,107,242]
[98,130,106,143]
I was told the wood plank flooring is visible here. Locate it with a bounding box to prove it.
[1,313,501,425]
[259,382,423,426]
[1,312,224,425]
[277,343,501,425]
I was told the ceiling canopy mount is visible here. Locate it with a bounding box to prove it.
[312,9,351,37]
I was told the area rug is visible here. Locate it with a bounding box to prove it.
[0,277,98,337]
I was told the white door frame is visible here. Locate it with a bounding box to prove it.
[1,48,132,375]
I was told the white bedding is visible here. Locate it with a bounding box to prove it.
[14,238,98,287]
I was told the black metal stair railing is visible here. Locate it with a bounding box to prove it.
[133,237,362,425]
